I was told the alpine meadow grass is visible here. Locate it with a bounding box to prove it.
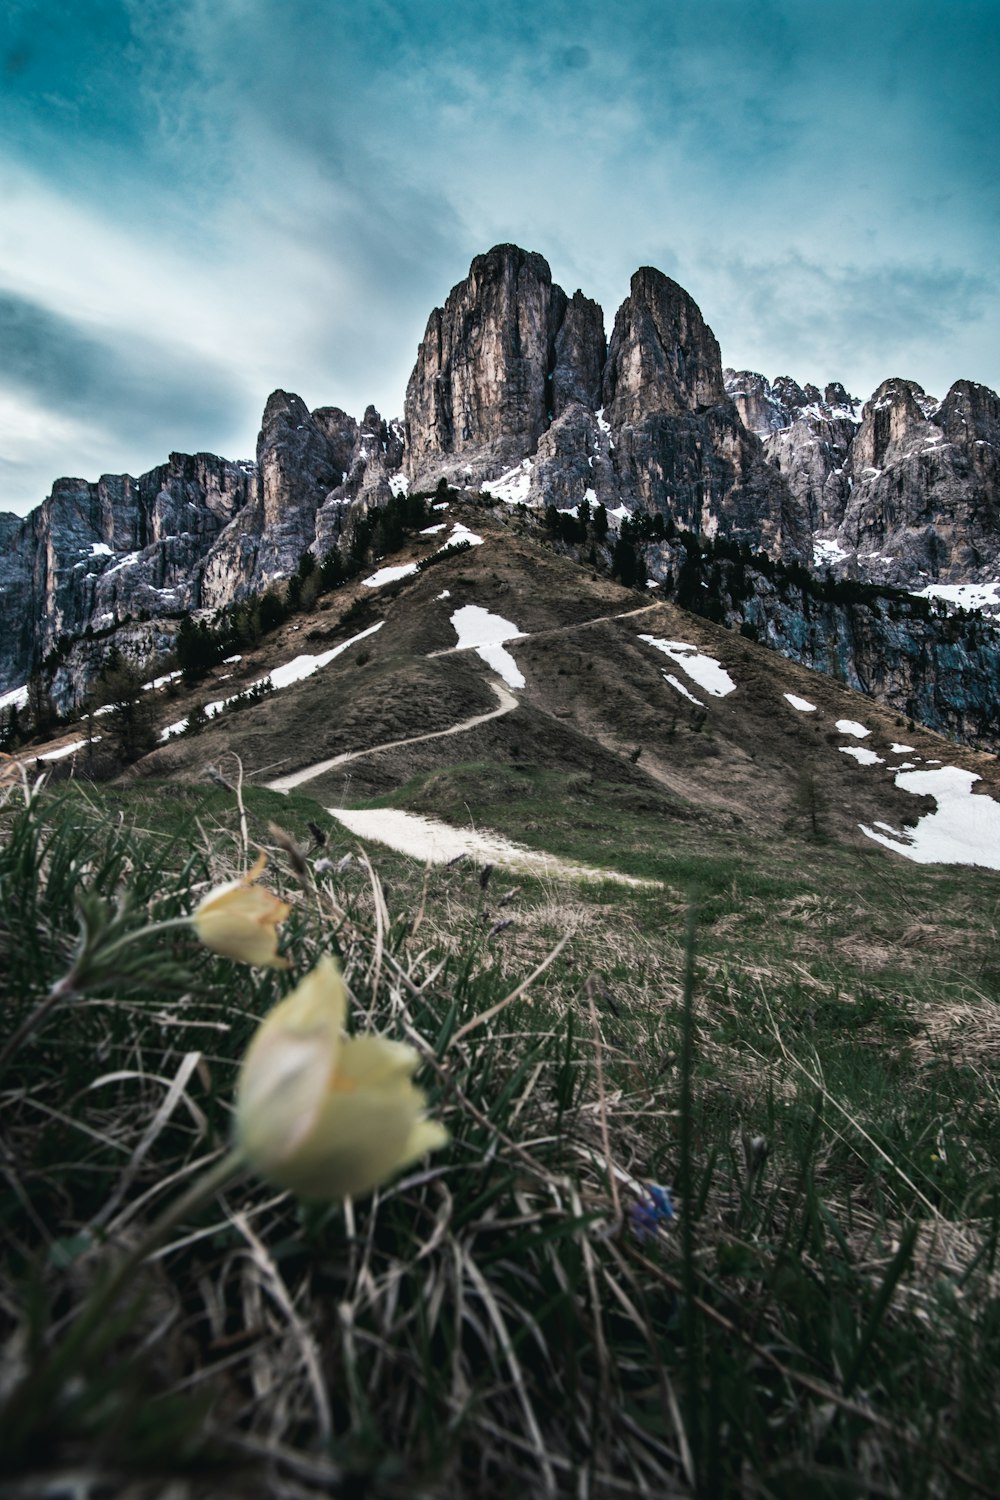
[1,770,999,1498]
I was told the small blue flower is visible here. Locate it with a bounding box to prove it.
[628,1183,675,1241]
[647,1184,675,1219]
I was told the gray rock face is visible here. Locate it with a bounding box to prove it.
[604,267,727,422]
[601,273,808,556]
[724,369,861,439]
[0,454,254,696]
[250,390,349,582]
[404,244,606,490]
[724,370,790,436]
[737,572,1000,748]
[526,403,615,513]
[743,374,861,536]
[834,379,1000,586]
[553,291,607,417]
[0,383,410,706]
[727,367,1000,591]
[193,398,403,610]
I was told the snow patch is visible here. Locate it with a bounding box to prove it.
[327,807,656,887]
[0,683,29,712]
[813,538,851,567]
[160,623,383,740]
[784,693,817,712]
[485,459,533,506]
[143,670,182,692]
[266,623,384,689]
[40,737,91,761]
[450,605,525,689]
[911,581,1000,615]
[840,746,884,766]
[860,767,1000,870]
[441,523,483,549]
[638,636,737,697]
[388,473,409,497]
[103,551,142,575]
[663,673,703,705]
[836,719,870,738]
[362,562,419,588]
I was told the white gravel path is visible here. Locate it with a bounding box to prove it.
[328,807,659,886]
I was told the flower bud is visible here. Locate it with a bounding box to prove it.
[192,854,291,969]
[234,955,447,1199]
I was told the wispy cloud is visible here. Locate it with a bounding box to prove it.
[0,0,997,514]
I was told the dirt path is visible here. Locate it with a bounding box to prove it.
[266,678,519,793]
[266,602,667,794]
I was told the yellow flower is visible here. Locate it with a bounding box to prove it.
[234,955,448,1199]
[193,853,291,969]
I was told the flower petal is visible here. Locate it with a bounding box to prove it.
[193,873,291,968]
[337,1033,421,1086]
[235,956,345,1169]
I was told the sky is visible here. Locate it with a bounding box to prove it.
[1,0,998,517]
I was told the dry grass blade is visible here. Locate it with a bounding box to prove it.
[462,1252,558,1498]
[357,847,389,1009]
[88,1050,206,1232]
[447,933,570,1049]
[230,1210,333,1443]
[758,994,945,1221]
[584,975,622,1236]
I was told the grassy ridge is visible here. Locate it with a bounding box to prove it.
[1,773,999,1497]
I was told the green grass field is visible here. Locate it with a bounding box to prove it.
[2,770,999,1498]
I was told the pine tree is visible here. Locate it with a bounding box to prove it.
[97,650,156,763]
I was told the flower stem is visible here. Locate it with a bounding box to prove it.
[0,972,80,1077]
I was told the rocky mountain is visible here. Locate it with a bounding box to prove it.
[0,396,402,700]
[2,243,998,749]
[41,496,1000,865]
[726,369,1000,595]
[405,248,807,559]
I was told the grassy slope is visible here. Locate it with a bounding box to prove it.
[4,508,1000,1497]
[2,764,998,1498]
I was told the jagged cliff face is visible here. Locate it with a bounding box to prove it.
[735,568,1000,748]
[0,391,404,705]
[0,455,254,695]
[602,269,808,556]
[726,370,861,535]
[405,251,807,557]
[837,378,1000,585]
[726,369,1000,591]
[404,245,606,489]
[604,267,727,421]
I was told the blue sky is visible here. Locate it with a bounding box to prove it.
[1,0,997,516]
